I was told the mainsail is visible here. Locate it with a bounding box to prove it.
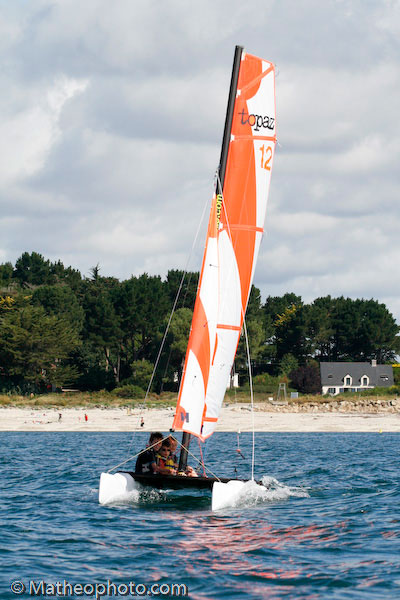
[172,46,276,441]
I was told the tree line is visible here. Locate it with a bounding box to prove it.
[1,251,399,395]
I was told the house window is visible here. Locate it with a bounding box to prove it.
[328,387,336,394]
[345,376,351,386]
[361,376,368,386]
[380,376,389,382]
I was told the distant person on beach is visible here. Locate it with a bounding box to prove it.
[84,414,88,422]
[58,413,62,422]
[135,432,172,475]
[140,417,144,428]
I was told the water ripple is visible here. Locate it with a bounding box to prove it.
[1,432,400,599]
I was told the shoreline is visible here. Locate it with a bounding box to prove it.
[1,405,400,432]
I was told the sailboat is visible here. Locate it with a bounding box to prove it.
[99,45,276,509]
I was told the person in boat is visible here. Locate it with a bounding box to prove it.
[156,441,177,475]
[176,464,199,477]
[167,436,179,469]
[185,465,199,478]
[135,432,164,475]
[167,435,199,477]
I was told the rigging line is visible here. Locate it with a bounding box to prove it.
[201,437,209,464]
[126,194,211,457]
[216,170,256,481]
[159,346,173,394]
[197,438,207,476]
[243,318,255,481]
[175,438,221,481]
[161,269,198,391]
[181,269,195,308]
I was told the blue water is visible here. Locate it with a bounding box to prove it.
[1,432,399,599]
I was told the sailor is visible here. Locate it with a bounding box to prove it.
[135,432,163,474]
[167,436,179,469]
[156,441,177,475]
[186,465,199,478]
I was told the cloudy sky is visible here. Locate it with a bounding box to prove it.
[1,0,400,320]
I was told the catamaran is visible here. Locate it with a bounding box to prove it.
[99,45,276,510]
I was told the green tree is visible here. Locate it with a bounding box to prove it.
[13,252,52,287]
[130,358,154,390]
[50,260,82,290]
[262,293,303,365]
[70,344,114,391]
[117,274,170,365]
[32,285,84,334]
[236,286,266,371]
[169,307,192,377]
[0,262,13,289]
[330,297,399,361]
[354,299,399,361]
[81,278,122,383]
[236,317,266,372]
[289,362,321,394]
[165,269,199,310]
[0,303,80,387]
[89,264,101,281]
[156,307,193,391]
[306,296,335,360]
[279,353,299,376]
[274,301,309,363]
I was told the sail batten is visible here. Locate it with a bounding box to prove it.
[172,47,276,440]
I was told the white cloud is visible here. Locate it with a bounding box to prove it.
[0,76,88,184]
[332,135,400,173]
[0,0,400,324]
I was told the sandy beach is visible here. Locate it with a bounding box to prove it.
[1,404,400,432]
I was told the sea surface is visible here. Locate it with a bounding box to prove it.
[1,431,399,599]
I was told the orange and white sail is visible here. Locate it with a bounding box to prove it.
[172,47,276,440]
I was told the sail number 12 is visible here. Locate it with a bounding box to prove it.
[259,145,272,170]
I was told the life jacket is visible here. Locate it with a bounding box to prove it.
[165,457,176,472]
[156,453,167,469]
[169,453,178,468]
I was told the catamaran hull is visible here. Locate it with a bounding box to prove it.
[99,471,261,507]
[98,470,228,504]
[127,472,238,490]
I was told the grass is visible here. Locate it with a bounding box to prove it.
[0,391,177,409]
[0,389,397,409]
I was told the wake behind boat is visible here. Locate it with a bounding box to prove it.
[99,45,277,510]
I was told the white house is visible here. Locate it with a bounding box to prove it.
[320,360,394,396]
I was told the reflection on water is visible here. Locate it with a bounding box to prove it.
[163,501,399,597]
[164,513,328,597]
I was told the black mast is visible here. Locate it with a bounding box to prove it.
[217,44,243,194]
[178,46,243,474]
[178,432,191,473]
